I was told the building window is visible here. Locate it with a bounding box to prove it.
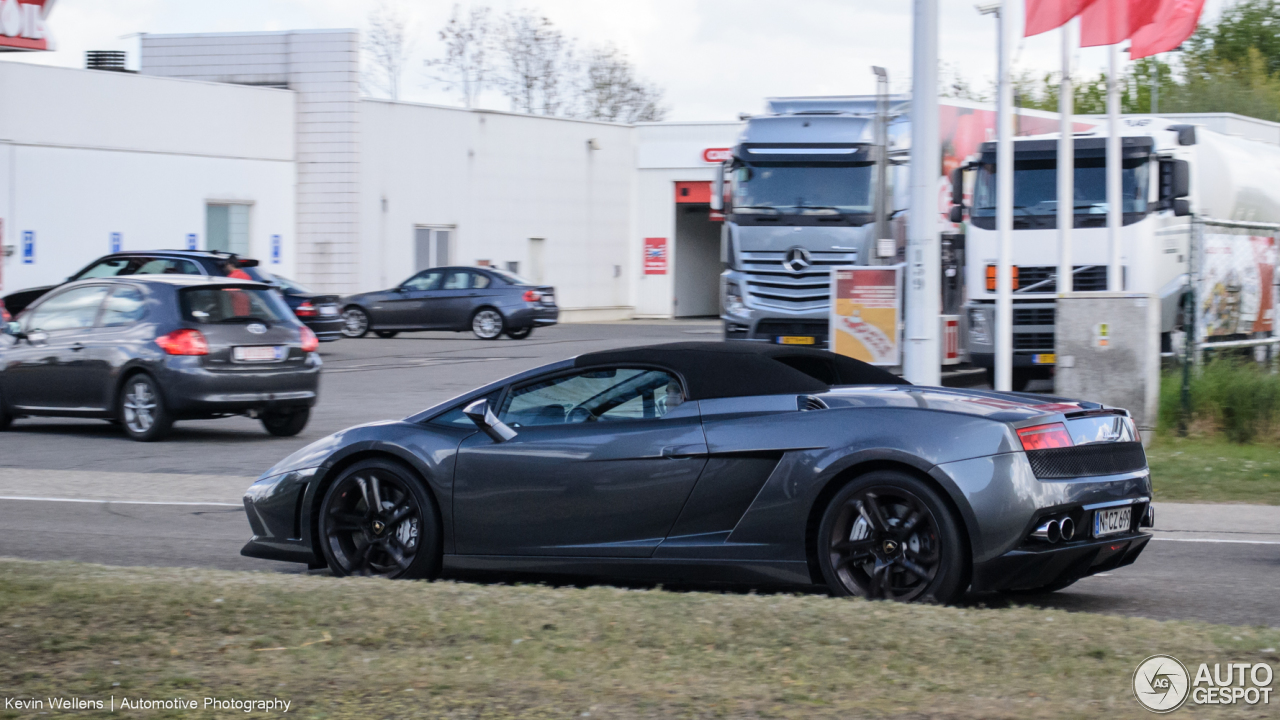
[207,203,250,255]
[414,226,453,272]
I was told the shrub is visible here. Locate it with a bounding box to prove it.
[1160,359,1280,443]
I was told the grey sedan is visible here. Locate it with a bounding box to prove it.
[339,267,559,340]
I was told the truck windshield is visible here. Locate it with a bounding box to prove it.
[732,162,873,215]
[971,156,1149,217]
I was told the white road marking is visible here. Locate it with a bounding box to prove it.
[0,496,240,507]
[1151,537,1280,546]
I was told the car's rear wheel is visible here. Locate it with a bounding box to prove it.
[261,408,310,437]
[817,470,968,603]
[318,459,440,580]
[374,330,399,339]
[341,307,370,338]
[505,326,533,340]
[118,374,173,442]
[471,309,504,340]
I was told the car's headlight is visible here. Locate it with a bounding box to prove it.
[724,286,748,316]
[968,308,991,345]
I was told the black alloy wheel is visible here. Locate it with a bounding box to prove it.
[471,308,505,340]
[505,327,533,340]
[318,459,440,580]
[340,307,370,338]
[374,330,399,339]
[261,408,310,437]
[118,374,173,442]
[817,470,967,603]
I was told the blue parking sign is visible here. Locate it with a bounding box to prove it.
[271,234,281,264]
[186,233,197,250]
[22,231,34,264]
[110,232,122,253]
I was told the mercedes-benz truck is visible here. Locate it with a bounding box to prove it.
[955,117,1280,389]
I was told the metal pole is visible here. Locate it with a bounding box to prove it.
[994,1,1014,391]
[1181,218,1199,434]
[1057,24,1074,296]
[873,66,890,264]
[1107,44,1123,291]
[905,0,940,385]
[1151,60,1159,114]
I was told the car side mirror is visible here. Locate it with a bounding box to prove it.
[463,399,518,443]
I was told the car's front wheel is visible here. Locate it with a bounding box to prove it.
[505,326,533,340]
[471,308,505,340]
[817,470,968,603]
[341,307,370,338]
[318,459,440,579]
[261,408,310,437]
[118,374,173,442]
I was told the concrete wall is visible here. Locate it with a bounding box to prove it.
[141,30,362,294]
[360,100,637,319]
[0,61,296,294]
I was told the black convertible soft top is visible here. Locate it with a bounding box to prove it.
[574,342,910,401]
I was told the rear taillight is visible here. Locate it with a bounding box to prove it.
[155,329,209,356]
[522,290,542,302]
[295,301,318,318]
[1017,422,1073,451]
[300,326,319,352]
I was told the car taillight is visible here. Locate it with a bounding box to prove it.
[985,264,1019,291]
[300,326,319,352]
[295,301,318,318]
[522,290,542,302]
[1017,422,1073,451]
[155,328,209,356]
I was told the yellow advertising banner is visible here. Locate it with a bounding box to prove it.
[829,265,902,365]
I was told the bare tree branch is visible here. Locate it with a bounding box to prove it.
[496,9,577,116]
[363,2,416,101]
[577,44,667,122]
[425,3,493,109]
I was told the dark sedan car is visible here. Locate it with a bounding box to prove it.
[340,266,558,340]
[1,249,264,317]
[242,342,1152,603]
[0,276,321,441]
[268,275,343,342]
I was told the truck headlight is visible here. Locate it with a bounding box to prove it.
[968,308,991,345]
[724,286,748,316]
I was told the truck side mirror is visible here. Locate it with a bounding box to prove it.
[1160,159,1190,202]
[948,206,964,223]
[463,398,518,443]
[710,162,725,211]
[950,167,964,207]
[1173,198,1191,217]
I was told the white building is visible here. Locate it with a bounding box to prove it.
[1,29,740,322]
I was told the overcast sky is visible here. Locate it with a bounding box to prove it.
[2,0,1230,121]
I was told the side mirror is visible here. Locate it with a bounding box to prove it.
[1173,198,1192,217]
[1160,159,1190,202]
[710,162,725,211]
[463,399,517,443]
[950,167,964,207]
[948,205,964,223]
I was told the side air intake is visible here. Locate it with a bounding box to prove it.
[798,395,829,411]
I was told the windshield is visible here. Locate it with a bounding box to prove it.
[972,156,1149,216]
[180,286,292,324]
[731,162,874,215]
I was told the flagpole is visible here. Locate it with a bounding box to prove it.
[994,0,1013,391]
[1058,22,1074,296]
[1107,42,1123,291]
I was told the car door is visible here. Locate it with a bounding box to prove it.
[82,284,151,410]
[452,367,708,557]
[434,269,486,329]
[379,270,442,328]
[2,285,110,410]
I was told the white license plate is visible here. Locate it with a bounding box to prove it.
[319,305,339,317]
[1093,506,1132,537]
[541,296,556,306]
[233,346,285,362]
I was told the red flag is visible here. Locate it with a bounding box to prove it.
[1080,0,1163,46]
[1025,0,1101,37]
[1129,0,1206,59]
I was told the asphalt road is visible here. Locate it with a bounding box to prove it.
[1,321,1277,628]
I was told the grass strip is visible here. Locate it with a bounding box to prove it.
[1148,435,1280,504]
[2,560,1279,719]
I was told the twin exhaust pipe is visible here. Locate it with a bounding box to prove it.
[1031,516,1075,544]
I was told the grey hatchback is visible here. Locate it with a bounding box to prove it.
[339,267,559,340]
[0,276,321,441]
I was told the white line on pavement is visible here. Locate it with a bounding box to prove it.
[1151,537,1280,546]
[0,496,240,507]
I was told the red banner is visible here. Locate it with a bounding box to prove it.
[643,237,667,275]
[0,0,55,52]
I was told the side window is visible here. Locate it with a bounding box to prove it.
[26,286,110,332]
[471,272,491,289]
[442,270,471,290]
[403,271,442,291]
[499,368,685,427]
[75,258,135,279]
[429,392,500,428]
[100,286,148,327]
[135,258,200,275]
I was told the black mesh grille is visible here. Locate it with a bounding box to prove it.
[1012,265,1108,293]
[1014,308,1055,326]
[1027,442,1147,479]
[756,320,829,340]
[1014,332,1055,350]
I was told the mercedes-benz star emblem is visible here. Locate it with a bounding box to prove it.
[246,323,268,334]
[782,246,812,272]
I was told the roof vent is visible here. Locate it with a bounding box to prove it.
[798,395,829,411]
[86,51,129,72]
